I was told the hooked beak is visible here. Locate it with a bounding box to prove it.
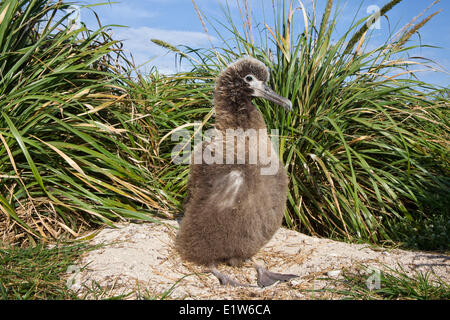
[251,80,292,112]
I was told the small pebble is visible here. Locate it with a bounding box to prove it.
[328,253,340,257]
[327,270,342,277]
[290,279,303,286]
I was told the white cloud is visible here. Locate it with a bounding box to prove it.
[112,26,216,74]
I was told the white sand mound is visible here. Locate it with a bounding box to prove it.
[72,220,449,299]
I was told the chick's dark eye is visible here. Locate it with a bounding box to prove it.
[245,75,253,82]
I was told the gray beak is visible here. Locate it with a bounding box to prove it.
[251,81,292,112]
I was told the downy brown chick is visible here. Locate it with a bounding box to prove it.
[176,57,297,287]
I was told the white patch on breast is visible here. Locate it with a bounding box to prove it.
[210,170,244,209]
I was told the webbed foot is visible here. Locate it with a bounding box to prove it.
[255,265,298,288]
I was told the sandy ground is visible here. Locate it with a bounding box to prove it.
[71,220,449,299]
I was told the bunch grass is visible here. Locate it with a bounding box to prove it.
[151,0,449,246]
[0,0,173,245]
[1,0,448,250]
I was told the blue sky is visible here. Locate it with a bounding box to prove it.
[77,0,449,87]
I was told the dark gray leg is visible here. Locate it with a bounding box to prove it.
[254,264,298,288]
[209,265,252,287]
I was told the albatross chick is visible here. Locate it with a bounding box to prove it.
[176,56,297,287]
